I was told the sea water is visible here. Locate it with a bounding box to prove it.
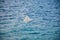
[0,0,60,40]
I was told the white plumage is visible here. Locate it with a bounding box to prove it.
[24,15,33,23]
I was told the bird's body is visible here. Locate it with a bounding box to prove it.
[24,15,33,23]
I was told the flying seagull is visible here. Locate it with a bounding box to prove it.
[24,15,33,23]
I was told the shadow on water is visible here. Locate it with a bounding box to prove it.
[28,32,40,34]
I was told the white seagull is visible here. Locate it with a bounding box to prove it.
[24,15,33,23]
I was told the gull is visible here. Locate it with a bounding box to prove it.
[24,15,33,23]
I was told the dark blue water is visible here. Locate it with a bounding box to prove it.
[0,0,60,40]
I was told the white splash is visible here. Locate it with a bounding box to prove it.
[24,15,33,23]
